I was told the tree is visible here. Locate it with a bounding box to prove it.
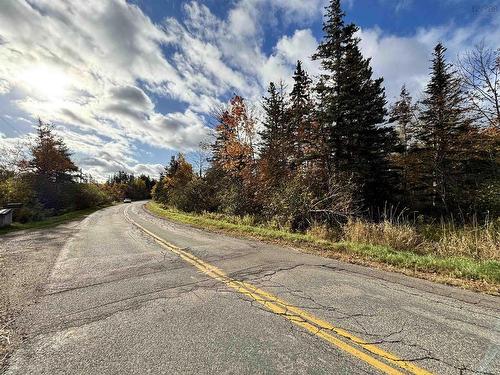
[312,0,398,211]
[29,119,78,182]
[23,119,79,211]
[259,81,289,188]
[138,174,156,196]
[192,141,212,177]
[210,95,259,215]
[416,43,474,214]
[211,95,256,181]
[458,42,500,129]
[390,85,418,203]
[288,61,318,169]
[390,85,417,154]
[153,154,195,209]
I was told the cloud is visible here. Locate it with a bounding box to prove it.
[0,0,213,179]
[110,86,153,110]
[357,8,500,102]
[260,29,320,89]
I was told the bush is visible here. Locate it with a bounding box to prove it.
[0,175,47,222]
[263,173,358,231]
[73,183,112,210]
[263,176,313,230]
[176,178,219,213]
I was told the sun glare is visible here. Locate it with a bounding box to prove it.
[22,65,70,100]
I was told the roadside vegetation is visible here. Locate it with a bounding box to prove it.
[149,1,499,291]
[0,121,156,230]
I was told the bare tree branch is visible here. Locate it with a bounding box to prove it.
[458,41,500,129]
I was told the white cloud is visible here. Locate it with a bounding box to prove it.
[165,2,321,102]
[357,27,432,101]
[357,9,500,102]
[260,29,320,89]
[3,0,317,179]
[0,0,213,179]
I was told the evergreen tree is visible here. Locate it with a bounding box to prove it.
[165,155,181,178]
[30,119,78,183]
[27,120,79,212]
[259,81,289,186]
[288,61,318,169]
[313,0,398,210]
[391,85,417,154]
[416,43,474,214]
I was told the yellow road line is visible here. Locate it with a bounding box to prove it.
[125,208,433,375]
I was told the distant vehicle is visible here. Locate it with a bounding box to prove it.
[123,198,132,203]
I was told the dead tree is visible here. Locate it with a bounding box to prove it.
[458,42,500,129]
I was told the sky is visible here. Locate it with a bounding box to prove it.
[0,0,499,180]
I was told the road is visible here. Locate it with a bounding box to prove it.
[3,202,499,374]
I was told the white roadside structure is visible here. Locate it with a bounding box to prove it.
[0,208,13,227]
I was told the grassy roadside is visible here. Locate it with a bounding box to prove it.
[0,205,111,236]
[146,201,500,293]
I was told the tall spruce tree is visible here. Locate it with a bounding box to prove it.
[288,61,317,169]
[313,0,398,211]
[28,119,78,212]
[260,81,289,186]
[30,119,78,183]
[416,43,473,214]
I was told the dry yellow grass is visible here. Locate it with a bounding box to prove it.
[343,218,499,261]
[343,219,425,253]
[436,222,499,260]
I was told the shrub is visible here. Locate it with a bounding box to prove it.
[73,183,112,210]
[264,176,313,230]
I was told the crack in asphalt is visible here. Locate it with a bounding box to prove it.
[204,264,497,374]
[320,263,500,317]
[7,204,497,375]
[44,262,190,296]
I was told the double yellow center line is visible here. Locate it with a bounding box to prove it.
[125,208,433,375]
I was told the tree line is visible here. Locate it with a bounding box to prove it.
[153,0,499,229]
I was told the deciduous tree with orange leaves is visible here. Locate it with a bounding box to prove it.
[210,95,259,214]
[211,95,256,182]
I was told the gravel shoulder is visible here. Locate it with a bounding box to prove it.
[0,218,89,372]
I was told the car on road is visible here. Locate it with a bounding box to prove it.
[123,198,132,203]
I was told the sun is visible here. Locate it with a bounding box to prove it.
[21,65,70,100]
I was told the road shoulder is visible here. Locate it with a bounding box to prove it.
[0,214,93,372]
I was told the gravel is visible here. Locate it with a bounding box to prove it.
[0,220,84,372]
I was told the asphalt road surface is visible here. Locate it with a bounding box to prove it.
[4,202,500,374]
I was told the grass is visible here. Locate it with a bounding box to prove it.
[0,205,109,235]
[343,218,500,260]
[146,201,500,291]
